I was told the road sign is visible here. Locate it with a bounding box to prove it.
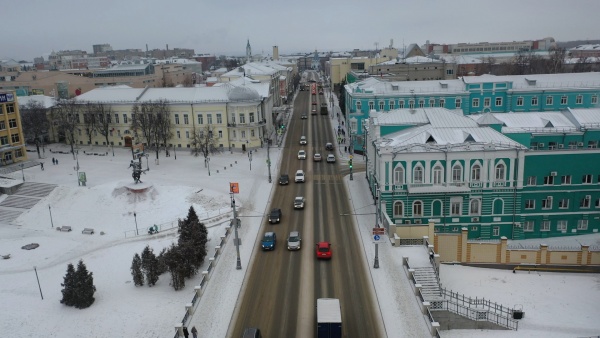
[373,235,380,241]
[229,182,239,194]
[373,227,385,235]
[349,155,353,159]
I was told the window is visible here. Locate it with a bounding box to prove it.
[446,69,454,75]
[472,98,479,108]
[239,114,246,124]
[218,130,222,138]
[531,97,538,106]
[241,131,246,138]
[596,198,600,208]
[251,130,255,137]
[413,166,423,183]
[176,131,180,138]
[0,120,7,130]
[524,221,534,232]
[232,131,236,138]
[541,220,550,231]
[429,99,435,107]
[207,114,213,124]
[495,163,505,180]
[439,99,445,108]
[452,164,462,182]
[580,195,591,208]
[583,174,592,184]
[368,101,374,110]
[408,100,415,109]
[5,103,15,113]
[493,226,499,236]
[546,96,553,105]
[394,167,404,185]
[433,166,443,184]
[8,119,17,128]
[588,141,598,149]
[174,114,180,124]
[451,201,461,215]
[527,176,536,186]
[412,201,423,217]
[249,113,255,123]
[576,95,583,104]
[389,101,395,110]
[484,98,491,107]
[183,114,189,125]
[557,220,567,231]
[379,101,384,111]
[559,199,569,209]
[470,199,480,215]
[356,101,361,110]
[198,114,203,124]
[561,175,571,185]
[525,200,535,209]
[398,100,404,109]
[185,131,189,138]
[577,220,588,230]
[214,113,221,124]
[15,149,23,158]
[114,113,119,124]
[495,97,502,106]
[123,114,128,124]
[516,97,523,106]
[418,100,425,108]
[561,96,567,105]
[11,133,20,143]
[543,176,554,185]
[393,201,404,217]
[592,95,598,104]
[455,98,461,109]
[230,113,236,124]
[542,197,553,209]
[471,164,481,181]
[0,136,8,145]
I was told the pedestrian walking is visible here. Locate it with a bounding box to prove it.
[344,146,347,152]
[191,326,198,338]
[183,326,189,338]
[56,159,58,165]
[40,163,44,171]
[52,157,56,165]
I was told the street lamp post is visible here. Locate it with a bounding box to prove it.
[207,157,211,176]
[144,153,150,171]
[133,212,139,236]
[249,151,252,171]
[48,205,54,228]
[174,145,177,160]
[74,149,80,186]
[20,163,25,181]
[374,182,380,269]
[266,138,272,183]
[231,193,242,270]
[33,266,44,300]
[112,144,114,157]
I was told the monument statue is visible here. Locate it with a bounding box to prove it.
[128,159,149,184]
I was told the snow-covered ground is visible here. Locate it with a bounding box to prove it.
[1,97,599,337]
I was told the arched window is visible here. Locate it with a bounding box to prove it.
[433,165,443,185]
[393,201,404,217]
[394,166,404,185]
[495,163,505,180]
[452,164,463,182]
[471,164,481,181]
[413,166,424,183]
[413,201,423,217]
[470,199,480,215]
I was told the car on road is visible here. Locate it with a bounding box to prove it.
[268,208,282,223]
[298,150,306,160]
[313,153,322,162]
[316,241,332,259]
[294,196,305,209]
[279,174,289,185]
[287,231,301,251]
[326,154,336,163]
[261,232,276,251]
[300,136,307,145]
[325,143,334,151]
[301,113,308,119]
[295,170,305,183]
[242,327,263,338]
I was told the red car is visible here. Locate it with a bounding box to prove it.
[316,241,332,259]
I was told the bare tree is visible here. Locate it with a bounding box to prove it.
[476,57,496,75]
[131,102,158,156]
[190,124,218,167]
[20,100,50,159]
[52,99,81,156]
[81,102,97,145]
[130,99,172,160]
[154,100,173,159]
[547,47,566,73]
[90,103,113,146]
[573,57,593,73]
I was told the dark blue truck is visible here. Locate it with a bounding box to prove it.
[317,298,342,338]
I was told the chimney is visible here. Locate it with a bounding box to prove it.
[273,46,279,61]
[166,44,169,51]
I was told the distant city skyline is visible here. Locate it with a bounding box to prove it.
[3,0,599,61]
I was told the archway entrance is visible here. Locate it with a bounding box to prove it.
[124,136,133,148]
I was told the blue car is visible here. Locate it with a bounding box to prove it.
[261,232,276,251]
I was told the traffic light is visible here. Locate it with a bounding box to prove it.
[349,159,353,169]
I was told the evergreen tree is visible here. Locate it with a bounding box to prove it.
[177,206,208,278]
[73,260,96,309]
[60,263,77,306]
[156,248,168,275]
[141,245,159,286]
[131,253,144,286]
[163,243,186,290]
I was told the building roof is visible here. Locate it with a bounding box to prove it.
[436,54,483,64]
[347,77,467,95]
[570,44,600,51]
[75,86,230,103]
[461,72,600,90]
[469,111,578,133]
[565,108,600,129]
[17,95,56,108]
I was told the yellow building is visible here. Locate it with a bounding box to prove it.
[0,91,27,165]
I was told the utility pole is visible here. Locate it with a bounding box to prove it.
[230,183,242,270]
[266,138,272,183]
[374,182,380,268]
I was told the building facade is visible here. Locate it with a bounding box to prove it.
[0,91,27,166]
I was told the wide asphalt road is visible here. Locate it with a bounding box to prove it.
[229,72,384,338]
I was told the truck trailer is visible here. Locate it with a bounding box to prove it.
[317,298,342,338]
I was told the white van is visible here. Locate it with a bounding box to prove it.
[295,170,305,183]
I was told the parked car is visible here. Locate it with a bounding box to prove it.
[295,170,305,183]
[316,241,332,259]
[325,143,334,151]
[279,174,289,185]
[298,150,307,160]
[261,232,277,251]
[326,154,336,163]
[294,196,305,209]
[300,136,307,145]
[287,231,301,251]
[313,153,322,162]
[268,208,282,224]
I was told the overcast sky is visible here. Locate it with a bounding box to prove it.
[4,0,599,61]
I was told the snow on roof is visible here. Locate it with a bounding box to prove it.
[75,86,231,103]
[565,57,600,64]
[566,108,600,128]
[487,112,576,131]
[17,95,57,108]
[436,54,483,64]
[217,77,270,99]
[462,72,600,89]
[570,44,600,51]
[75,87,145,103]
[470,112,504,125]
[348,77,466,95]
